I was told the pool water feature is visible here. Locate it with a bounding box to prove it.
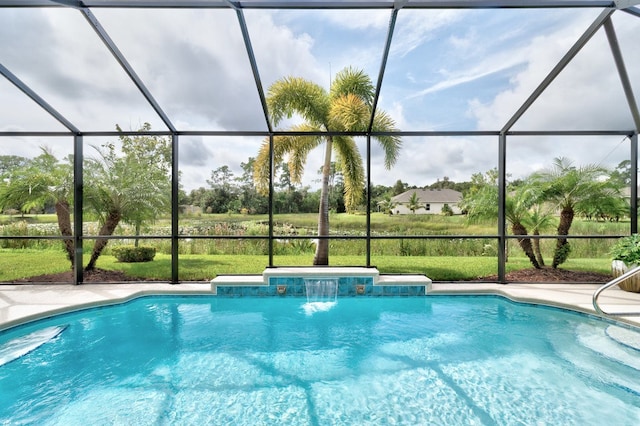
[211,267,431,296]
[303,278,338,315]
[1,296,639,425]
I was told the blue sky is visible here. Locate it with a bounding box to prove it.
[1,2,639,191]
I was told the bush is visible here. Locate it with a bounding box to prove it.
[610,234,640,265]
[112,245,156,263]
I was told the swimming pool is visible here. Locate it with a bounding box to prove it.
[1,296,639,425]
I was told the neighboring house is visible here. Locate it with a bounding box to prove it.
[390,188,463,215]
[621,186,638,200]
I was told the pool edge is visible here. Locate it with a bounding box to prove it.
[1,282,639,332]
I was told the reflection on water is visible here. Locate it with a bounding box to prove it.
[0,325,67,367]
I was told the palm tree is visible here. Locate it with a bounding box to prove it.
[504,186,542,269]
[379,195,396,216]
[84,124,171,271]
[407,191,420,214]
[575,182,628,222]
[253,67,402,265]
[524,204,556,267]
[531,157,617,268]
[461,170,542,268]
[0,148,75,267]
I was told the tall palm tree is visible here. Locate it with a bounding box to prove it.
[531,157,616,268]
[254,67,402,265]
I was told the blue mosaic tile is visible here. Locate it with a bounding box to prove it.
[371,286,384,296]
[215,282,427,297]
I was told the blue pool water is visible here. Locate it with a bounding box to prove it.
[1,296,639,425]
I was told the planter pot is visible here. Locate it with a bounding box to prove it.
[611,260,640,293]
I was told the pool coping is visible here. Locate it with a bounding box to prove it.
[1,282,640,332]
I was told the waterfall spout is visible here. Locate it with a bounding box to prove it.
[303,278,338,314]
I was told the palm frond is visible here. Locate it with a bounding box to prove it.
[531,155,611,209]
[252,123,323,194]
[286,133,323,184]
[267,77,330,127]
[371,110,402,169]
[333,136,364,211]
[329,93,369,131]
[330,67,374,107]
[253,139,272,196]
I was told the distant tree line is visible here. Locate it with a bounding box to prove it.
[182,160,326,215]
[181,164,477,217]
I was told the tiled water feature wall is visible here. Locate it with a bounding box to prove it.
[211,267,431,297]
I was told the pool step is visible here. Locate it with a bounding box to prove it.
[576,323,640,371]
[550,324,640,395]
[605,325,640,353]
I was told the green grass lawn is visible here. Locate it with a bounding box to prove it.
[0,248,611,282]
[0,212,621,283]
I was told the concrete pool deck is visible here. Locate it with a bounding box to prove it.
[1,282,640,332]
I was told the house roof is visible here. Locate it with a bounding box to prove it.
[391,188,462,203]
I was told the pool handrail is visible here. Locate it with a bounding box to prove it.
[593,265,640,317]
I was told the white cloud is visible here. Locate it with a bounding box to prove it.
[392,9,466,58]
[314,9,391,31]
[245,11,324,88]
[0,8,163,131]
[505,135,630,182]
[469,10,640,132]
[406,59,525,99]
[370,136,498,187]
[1,5,638,191]
[386,101,409,130]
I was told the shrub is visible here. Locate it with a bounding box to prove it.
[610,234,640,265]
[112,245,156,263]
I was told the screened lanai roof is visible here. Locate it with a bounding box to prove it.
[1,0,639,194]
[1,0,639,136]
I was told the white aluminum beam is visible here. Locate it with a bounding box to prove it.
[50,0,83,6]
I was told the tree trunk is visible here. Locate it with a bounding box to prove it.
[54,199,74,269]
[512,221,541,269]
[134,222,141,247]
[552,206,574,268]
[313,137,333,265]
[533,229,545,267]
[85,209,121,271]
